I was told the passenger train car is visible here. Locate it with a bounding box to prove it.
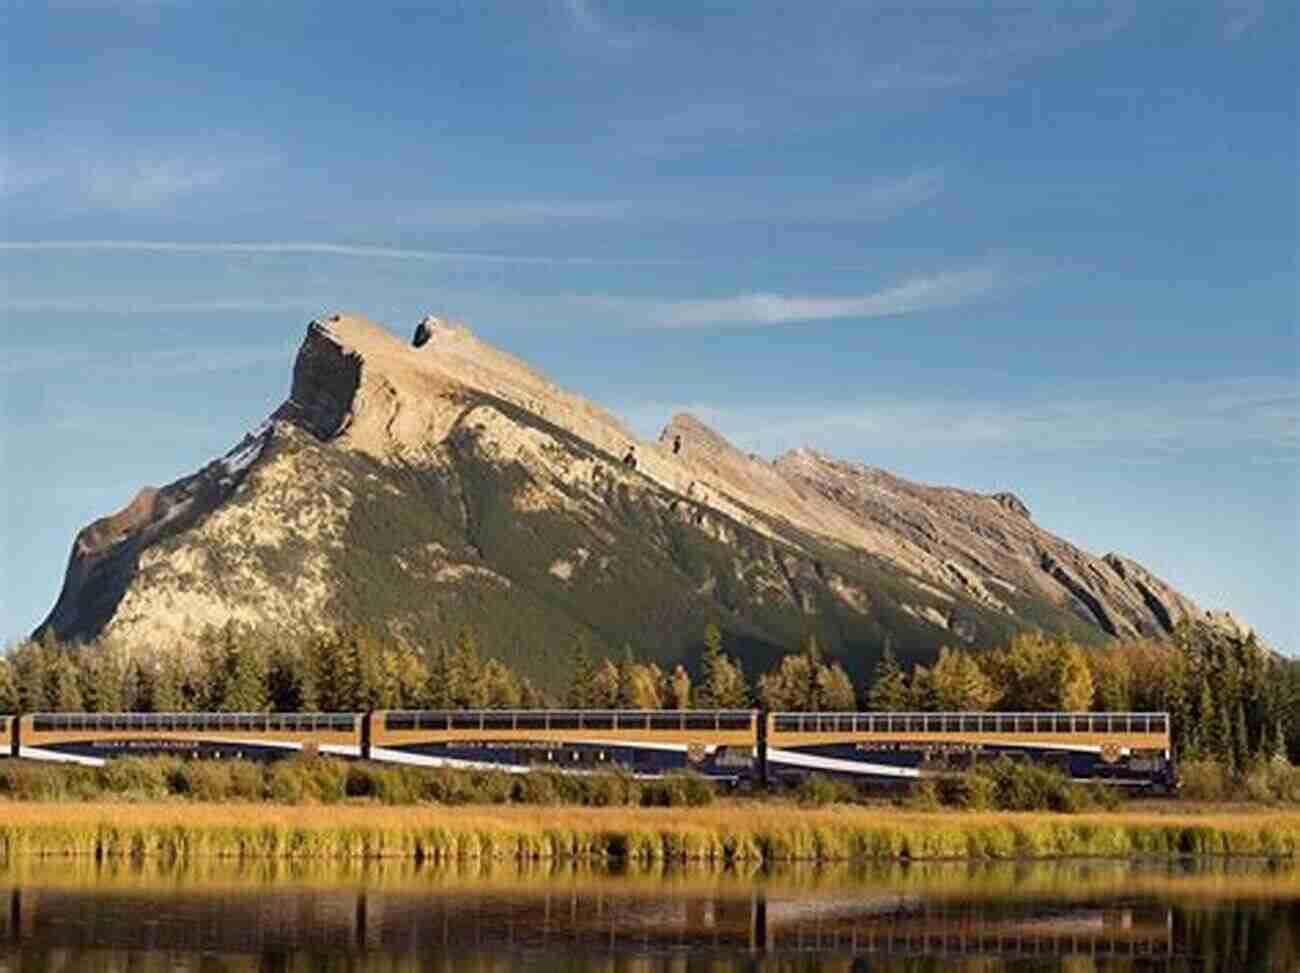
[370,709,759,778]
[9,712,362,766]
[1,708,1174,788]
[766,711,1172,788]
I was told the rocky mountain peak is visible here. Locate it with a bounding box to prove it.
[35,310,1261,679]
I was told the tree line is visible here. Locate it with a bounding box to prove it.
[2,619,1297,769]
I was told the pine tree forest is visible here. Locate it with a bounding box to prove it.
[3,619,1297,776]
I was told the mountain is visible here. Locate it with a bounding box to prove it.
[35,313,1255,691]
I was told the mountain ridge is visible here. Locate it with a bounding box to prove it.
[35,312,1256,688]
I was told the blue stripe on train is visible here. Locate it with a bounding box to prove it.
[767,742,1169,786]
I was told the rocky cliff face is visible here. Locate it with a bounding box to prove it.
[36,313,1254,687]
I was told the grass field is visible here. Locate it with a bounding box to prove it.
[2,801,1297,863]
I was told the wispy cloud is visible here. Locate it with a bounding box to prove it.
[556,0,652,51]
[585,4,1137,154]
[576,265,1007,328]
[614,379,1299,457]
[396,168,945,228]
[0,240,682,266]
[2,146,274,212]
[2,344,293,378]
[2,296,322,315]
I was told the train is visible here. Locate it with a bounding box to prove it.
[0,709,1175,789]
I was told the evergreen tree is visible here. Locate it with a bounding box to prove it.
[615,647,640,709]
[518,677,547,709]
[668,665,692,709]
[908,664,937,712]
[567,641,595,708]
[267,644,313,712]
[1195,678,1220,763]
[450,625,487,708]
[11,639,54,712]
[927,647,998,711]
[346,627,388,711]
[80,642,127,713]
[424,640,456,709]
[307,629,351,712]
[390,644,429,708]
[591,659,621,708]
[619,660,664,710]
[866,642,909,711]
[803,634,824,711]
[153,655,189,713]
[482,658,522,708]
[225,639,269,712]
[0,658,17,714]
[1232,700,1250,773]
[51,653,83,712]
[816,662,857,711]
[1215,695,1235,770]
[696,624,748,708]
[757,653,816,711]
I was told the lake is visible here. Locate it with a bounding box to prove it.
[2,857,1297,971]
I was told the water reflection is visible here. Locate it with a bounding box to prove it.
[1,858,1297,971]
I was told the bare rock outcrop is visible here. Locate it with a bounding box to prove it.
[771,447,1234,641]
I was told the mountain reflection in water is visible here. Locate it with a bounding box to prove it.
[1,858,1297,971]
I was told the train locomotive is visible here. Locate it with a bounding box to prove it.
[0,709,1174,789]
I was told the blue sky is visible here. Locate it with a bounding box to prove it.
[2,1,1296,653]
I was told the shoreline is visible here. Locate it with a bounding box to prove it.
[2,802,1297,863]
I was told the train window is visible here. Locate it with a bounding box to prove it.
[450,713,482,731]
[684,713,718,731]
[548,713,580,731]
[582,713,615,730]
[481,713,514,729]
[717,713,751,731]
[385,713,413,731]
[649,713,684,731]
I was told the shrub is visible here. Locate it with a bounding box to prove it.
[181,761,235,802]
[937,772,996,811]
[583,771,639,807]
[1179,758,1233,802]
[420,767,475,804]
[512,769,561,805]
[796,773,856,808]
[902,779,941,811]
[345,764,378,799]
[1242,759,1300,804]
[266,760,314,803]
[0,762,88,801]
[226,760,264,801]
[98,757,180,798]
[641,771,714,807]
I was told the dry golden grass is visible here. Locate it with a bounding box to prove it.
[2,800,1299,863]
